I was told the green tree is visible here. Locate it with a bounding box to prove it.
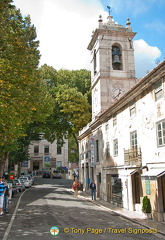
[39,64,58,87]
[38,66,91,162]
[142,196,151,213]
[44,84,91,147]
[0,1,53,174]
[57,69,91,104]
[56,84,91,133]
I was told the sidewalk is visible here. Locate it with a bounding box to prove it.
[78,189,165,237]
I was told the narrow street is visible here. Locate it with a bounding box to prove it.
[0,177,164,240]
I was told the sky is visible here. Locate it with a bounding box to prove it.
[13,0,165,78]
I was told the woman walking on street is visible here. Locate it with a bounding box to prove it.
[72,179,80,198]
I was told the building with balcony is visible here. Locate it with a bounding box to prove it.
[21,139,68,173]
[78,13,165,221]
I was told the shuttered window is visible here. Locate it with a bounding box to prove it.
[146,180,150,195]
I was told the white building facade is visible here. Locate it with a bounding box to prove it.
[22,139,68,173]
[78,14,165,221]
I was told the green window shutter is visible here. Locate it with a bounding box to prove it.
[146,180,150,195]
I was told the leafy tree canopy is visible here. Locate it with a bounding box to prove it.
[38,65,91,157]
[0,1,53,155]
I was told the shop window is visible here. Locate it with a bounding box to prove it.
[112,175,122,194]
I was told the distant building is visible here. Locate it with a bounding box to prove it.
[21,139,68,173]
[78,14,165,221]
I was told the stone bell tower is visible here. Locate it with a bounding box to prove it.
[88,14,137,119]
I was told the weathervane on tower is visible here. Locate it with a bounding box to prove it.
[107,6,111,16]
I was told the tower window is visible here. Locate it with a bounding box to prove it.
[93,49,97,75]
[112,46,122,70]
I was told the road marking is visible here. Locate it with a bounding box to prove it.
[2,190,27,240]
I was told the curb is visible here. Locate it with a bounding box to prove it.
[77,192,165,238]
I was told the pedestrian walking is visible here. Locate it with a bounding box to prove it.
[90,181,96,200]
[0,177,6,216]
[3,180,10,213]
[72,179,80,198]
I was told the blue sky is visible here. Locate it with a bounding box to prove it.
[13,0,165,78]
[101,0,165,53]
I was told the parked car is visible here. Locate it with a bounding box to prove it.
[52,170,62,179]
[19,177,32,188]
[42,171,51,178]
[14,179,25,192]
[24,175,34,185]
[7,180,19,196]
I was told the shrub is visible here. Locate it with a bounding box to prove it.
[142,196,151,213]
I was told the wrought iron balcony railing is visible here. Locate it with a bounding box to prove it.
[124,148,142,166]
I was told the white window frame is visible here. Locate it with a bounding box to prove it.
[155,79,163,101]
[130,131,137,149]
[129,100,136,117]
[113,139,118,156]
[156,120,165,147]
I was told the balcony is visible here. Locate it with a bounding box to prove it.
[124,148,142,166]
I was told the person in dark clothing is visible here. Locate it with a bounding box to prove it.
[90,181,96,200]
[3,180,9,213]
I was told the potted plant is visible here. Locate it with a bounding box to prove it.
[142,196,152,219]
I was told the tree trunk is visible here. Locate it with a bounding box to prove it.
[72,133,79,151]
[0,152,8,177]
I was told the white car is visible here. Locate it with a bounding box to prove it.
[24,175,34,185]
[15,179,26,192]
[19,177,31,188]
[52,170,62,179]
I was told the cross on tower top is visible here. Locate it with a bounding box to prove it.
[107,6,111,16]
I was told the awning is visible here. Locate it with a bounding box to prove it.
[141,168,165,178]
[119,169,138,176]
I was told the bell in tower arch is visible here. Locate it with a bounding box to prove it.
[113,55,121,64]
[112,46,122,70]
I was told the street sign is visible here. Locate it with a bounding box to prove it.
[50,158,56,168]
